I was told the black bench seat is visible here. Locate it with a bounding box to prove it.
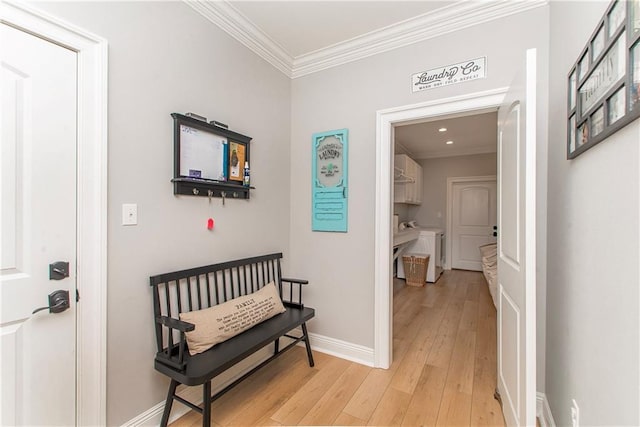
[149,253,315,427]
[155,305,315,386]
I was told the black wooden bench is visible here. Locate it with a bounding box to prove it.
[149,253,315,427]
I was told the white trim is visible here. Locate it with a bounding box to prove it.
[0,3,108,426]
[121,377,231,426]
[123,333,373,426]
[374,88,507,368]
[524,47,539,425]
[537,392,556,427]
[292,1,546,78]
[184,0,547,79]
[445,175,497,271]
[307,332,374,367]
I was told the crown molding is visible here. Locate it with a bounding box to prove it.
[184,0,294,78]
[292,0,547,78]
[186,0,547,79]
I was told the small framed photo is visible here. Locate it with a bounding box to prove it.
[577,122,589,147]
[608,1,625,37]
[568,115,576,154]
[632,0,640,33]
[631,41,640,109]
[578,53,589,81]
[592,26,605,59]
[228,140,247,182]
[608,87,625,124]
[569,70,577,110]
[590,106,604,136]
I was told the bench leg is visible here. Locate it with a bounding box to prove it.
[160,379,178,427]
[274,337,280,355]
[301,323,315,367]
[202,380,212,427]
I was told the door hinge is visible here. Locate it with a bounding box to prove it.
[76,289,80,303]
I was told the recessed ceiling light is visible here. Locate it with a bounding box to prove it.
[445,140,454,145]
[438,127,447,132]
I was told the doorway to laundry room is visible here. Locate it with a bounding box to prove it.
[392,110,498,281]
[388,109,501,425]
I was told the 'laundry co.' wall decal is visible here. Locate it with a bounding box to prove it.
[411,56,487,92]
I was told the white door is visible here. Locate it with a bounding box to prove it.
[1,23,77,426]
[451,179,497,270]
[496,49,537,426]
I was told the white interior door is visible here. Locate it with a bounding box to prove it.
[451,179,497,270]
[496,49,537,426]
[1,23,77,426]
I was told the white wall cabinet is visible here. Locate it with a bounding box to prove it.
[394,154,422,204]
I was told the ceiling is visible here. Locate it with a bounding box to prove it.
[230,1,454,57]
[394,111,498,159]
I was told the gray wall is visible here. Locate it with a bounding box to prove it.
[408,153,498,228]
[546,1,639,425]
[289,4,550,376]
[32,2,292,425]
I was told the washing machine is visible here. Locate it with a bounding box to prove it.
[397,228,444,283]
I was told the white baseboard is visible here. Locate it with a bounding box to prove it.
[306,331,374,367]
[537,392,556,427]
[121,332,373,426]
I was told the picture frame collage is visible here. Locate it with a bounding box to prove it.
[567,0,640,159]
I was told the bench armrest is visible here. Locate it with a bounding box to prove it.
[156,315,195,332]
[280,277,309,308]
[154,316,193,371]
[281,277,309,285]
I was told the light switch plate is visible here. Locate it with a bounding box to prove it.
[122,203,138,225]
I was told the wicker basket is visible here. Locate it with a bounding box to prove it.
[402,254,430,287]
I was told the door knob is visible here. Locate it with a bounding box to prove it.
[32,290,70,315]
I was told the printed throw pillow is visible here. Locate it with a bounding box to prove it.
[179,281,286,355]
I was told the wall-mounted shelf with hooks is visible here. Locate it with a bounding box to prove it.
[171,113,253,200]
[171,178,255,199]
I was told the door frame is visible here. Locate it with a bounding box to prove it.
[1,2,108,425]
[374,88,507,368]
[445,175,497,271]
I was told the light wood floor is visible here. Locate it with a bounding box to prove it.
[171,269,504,426]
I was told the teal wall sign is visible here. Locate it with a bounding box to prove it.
[312,129,348,232]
